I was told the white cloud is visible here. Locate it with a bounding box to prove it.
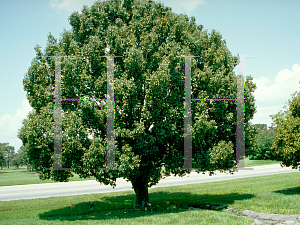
[49,0,97,13]
[251,64,300,126]
[0,99,33,152]
[161,0,205,15]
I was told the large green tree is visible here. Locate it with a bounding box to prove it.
[271,91,300,170]
[18,0,256,208]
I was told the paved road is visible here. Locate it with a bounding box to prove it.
[0,164,298,201]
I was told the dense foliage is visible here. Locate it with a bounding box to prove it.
[247,124,278,160]
[271,91,300,170]
[18,0,256,208]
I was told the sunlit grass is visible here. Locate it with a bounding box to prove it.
[0,172,299,224]
[244,157,281,167]
[0,166,94,186]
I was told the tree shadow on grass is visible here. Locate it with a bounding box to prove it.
[39,191,254,222]
[274,186,300,195]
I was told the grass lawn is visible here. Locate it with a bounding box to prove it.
[0,172,299,224]
[243,157,281,167]
[0,157,281,187]
[0,166,95,186]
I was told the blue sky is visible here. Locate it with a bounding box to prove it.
[0,0,300,151]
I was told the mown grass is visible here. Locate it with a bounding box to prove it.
[0,172,299,224]
[0,157,281,187]
[0,166,94,186]
[243,157,281,167]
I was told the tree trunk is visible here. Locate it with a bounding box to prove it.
[131,176,151,209]
[27,165,33,172]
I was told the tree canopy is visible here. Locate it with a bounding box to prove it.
[18,0,256,208]
[271,91,300,170]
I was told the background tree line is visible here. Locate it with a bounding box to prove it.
[0,143,15,169]
[245,89,300,164]
[0,143,32,170]
[246,123,278,160]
